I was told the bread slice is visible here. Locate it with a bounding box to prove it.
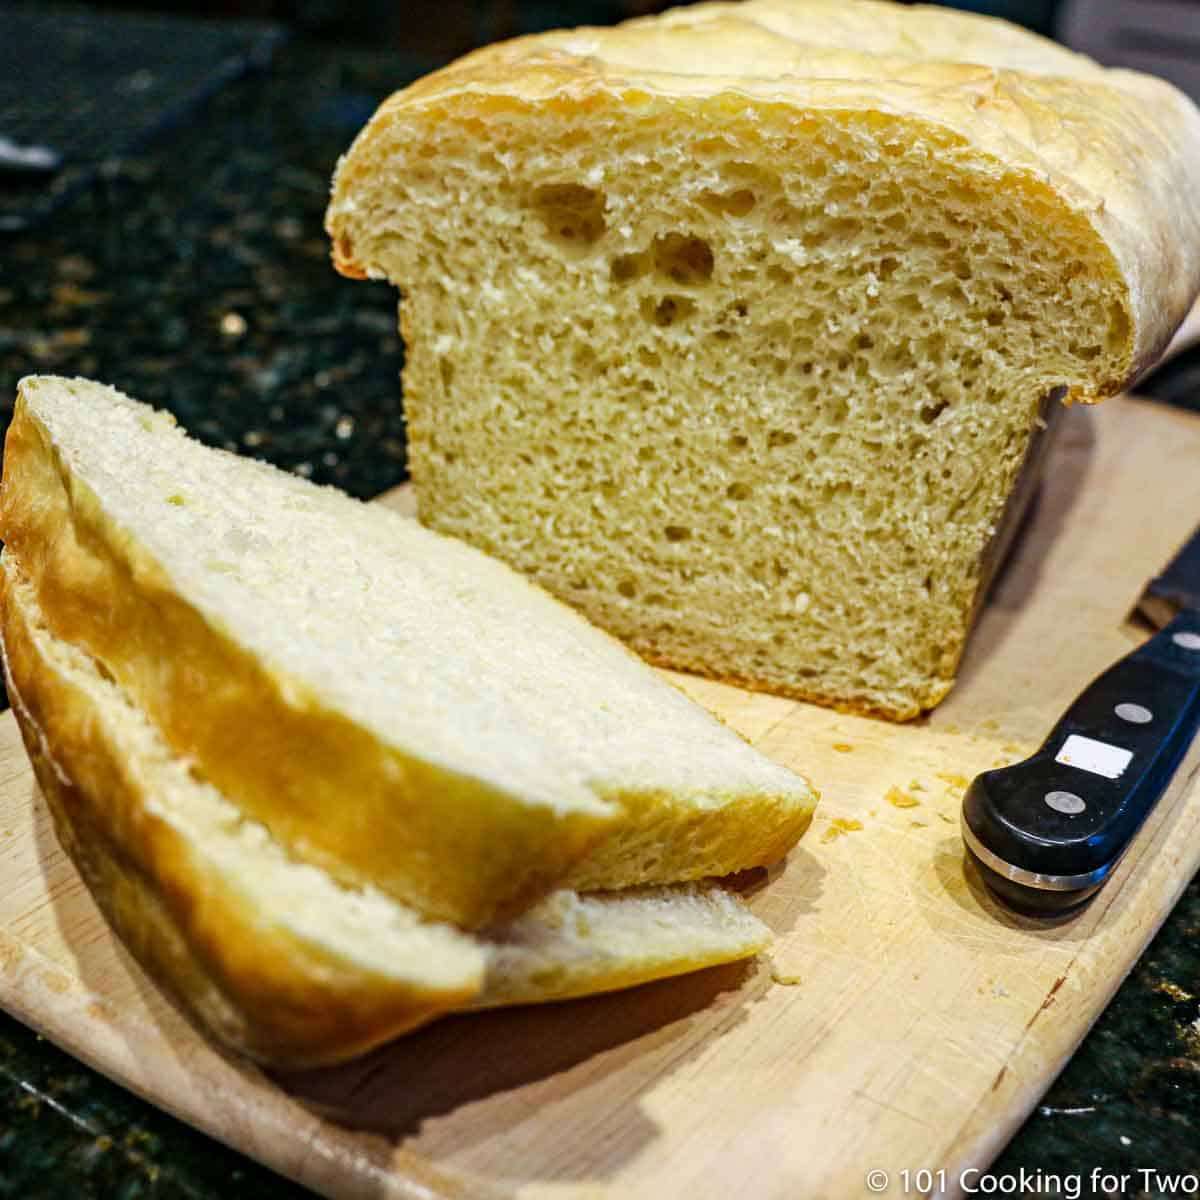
[0,554,771,1067]
[0,376,814,929]
[326,0,1200,719]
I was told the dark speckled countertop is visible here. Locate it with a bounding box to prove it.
[1,29,1199,1200]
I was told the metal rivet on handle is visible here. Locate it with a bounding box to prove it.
[1115,702,1153,724]
[1045,790,1086,815]
[1174,632,1200,651]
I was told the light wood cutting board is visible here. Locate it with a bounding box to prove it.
[2,395,1200,1200]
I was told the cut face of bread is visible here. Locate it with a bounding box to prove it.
[326,0,1200,719]
[1,376,814,929]
[475,883,768,1009]
[0,553,771,1067]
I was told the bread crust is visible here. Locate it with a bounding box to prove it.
[328,0,1200,388]
[0,556,484,1068]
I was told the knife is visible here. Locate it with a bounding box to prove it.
[961,523,1200,916]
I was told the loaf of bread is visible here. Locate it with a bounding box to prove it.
[0,374,808,1065]
[326,0,1200,719]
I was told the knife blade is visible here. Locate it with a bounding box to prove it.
[961,523,1200,916]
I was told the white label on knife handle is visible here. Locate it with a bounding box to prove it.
[1055,734,1133,780]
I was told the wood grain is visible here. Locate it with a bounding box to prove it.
[1,395,1199,1199]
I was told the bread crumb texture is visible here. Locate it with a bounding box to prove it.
[328,0,1200,721]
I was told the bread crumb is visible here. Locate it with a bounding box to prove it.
[886,786,920,809]
[769,961,803,986]
[908,779,927,793]
[832,743,854,753]
[937,772,970,790]
[980,719,999,731]
[909,819,928,828]
[938,812,956,824]
[219,311,247,337]
[821,817,864,843]
[1001,743,1028,756]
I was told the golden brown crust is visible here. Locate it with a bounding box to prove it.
[328,0,1200,387]
[0,558,482,1068]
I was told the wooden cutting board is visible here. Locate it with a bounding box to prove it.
[2,394,1200,1200]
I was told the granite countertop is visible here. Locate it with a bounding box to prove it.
[1,32,1198,1200]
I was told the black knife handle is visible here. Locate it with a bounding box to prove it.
[1139,522,1200,626]
[962,612,1200,915]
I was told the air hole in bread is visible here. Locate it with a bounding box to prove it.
[643,295,697,326]
[530,183,607,250]
[700,188,757,217]
[611,251,649,283]
[652,233,715,285]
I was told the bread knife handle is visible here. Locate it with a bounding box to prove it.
[961,612,1200,915]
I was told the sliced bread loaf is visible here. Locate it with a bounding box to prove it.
[1,554,771,1066]
[0,376,814,929]
[326,0,1200,719]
